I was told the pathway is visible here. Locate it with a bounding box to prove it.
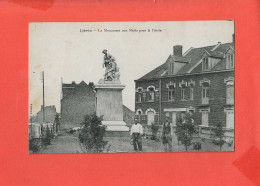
[39,131,82,153]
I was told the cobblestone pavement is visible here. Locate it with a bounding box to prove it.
[38,131,82,154]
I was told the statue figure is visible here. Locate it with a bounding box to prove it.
[102,49,120,81]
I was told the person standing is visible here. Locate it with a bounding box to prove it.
[161,118,173,152]
[130,118,143,152]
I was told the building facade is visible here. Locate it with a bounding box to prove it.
[135,37,234,132]
[36,105,57,123]
[61,81,135,129]
[60,81,96,128]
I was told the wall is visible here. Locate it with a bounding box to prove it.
[36,106,56,123]
[61,83,95,128]
[135,80,159,125]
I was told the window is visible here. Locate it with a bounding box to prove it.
[202,86,209,104]
[227,54,234,69]
[137,94,142,103]
[136,87,143,103]
[202,58,209,71]
[226,109,234,128]
[202,87,209,98]
[148,92,154,101]
[225,78,234,105]
[188,80,195,101]
[190,88,194,100]
[226,85,234,105]
[147,86,155,102]
[137,88,143,93]
[181,89,185,100]
[169,62,174,75]
[200,80,210,104]
[168,85,175,101]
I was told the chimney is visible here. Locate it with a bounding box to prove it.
[72,81,76,84]
[173,45,183,56]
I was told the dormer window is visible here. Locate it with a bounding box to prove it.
[202,58,209,71]
[227,54,234,69]
[169,62,174,75]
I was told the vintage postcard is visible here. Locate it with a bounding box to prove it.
[29,21,234,153]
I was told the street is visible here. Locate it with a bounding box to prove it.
[36,130,233,153]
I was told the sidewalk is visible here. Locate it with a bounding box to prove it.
[104,133,234,153]
[38,131,82,154]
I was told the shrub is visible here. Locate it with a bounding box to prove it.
[79,114,108,153]
[151,122,159,140]
[29,138,41,152]
[42,126,51,145]
[211,122,225,151]
[193,142,202,150]
[175,112,195,151]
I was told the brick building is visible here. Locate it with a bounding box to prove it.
[135,37,234,133]
[61,81,95,128]
[61,81,135,128]
[36,105,57,123]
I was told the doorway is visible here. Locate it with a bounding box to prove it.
[147,111,155,125]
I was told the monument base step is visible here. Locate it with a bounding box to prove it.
[102,120,128,126]
[104,131,130,137]
[106,125,129,132]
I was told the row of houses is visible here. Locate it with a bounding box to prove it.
[134,35,235,132]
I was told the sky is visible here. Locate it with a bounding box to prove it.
[29,21,234,115]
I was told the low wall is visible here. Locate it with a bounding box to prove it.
[198,125,234,141]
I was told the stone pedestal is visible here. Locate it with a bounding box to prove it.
[94,79,129,136]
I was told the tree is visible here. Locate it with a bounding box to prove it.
[211,122,225,151]
[79,114,108,153]
[175,112,195,151]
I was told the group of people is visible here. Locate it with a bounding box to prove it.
[130,118,173,152]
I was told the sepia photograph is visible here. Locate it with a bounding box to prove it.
[29,21,235,153]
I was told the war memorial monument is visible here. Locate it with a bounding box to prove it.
[94,50,129,136]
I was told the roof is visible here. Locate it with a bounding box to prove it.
[137,42,234,81]
[61,81,94,100]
